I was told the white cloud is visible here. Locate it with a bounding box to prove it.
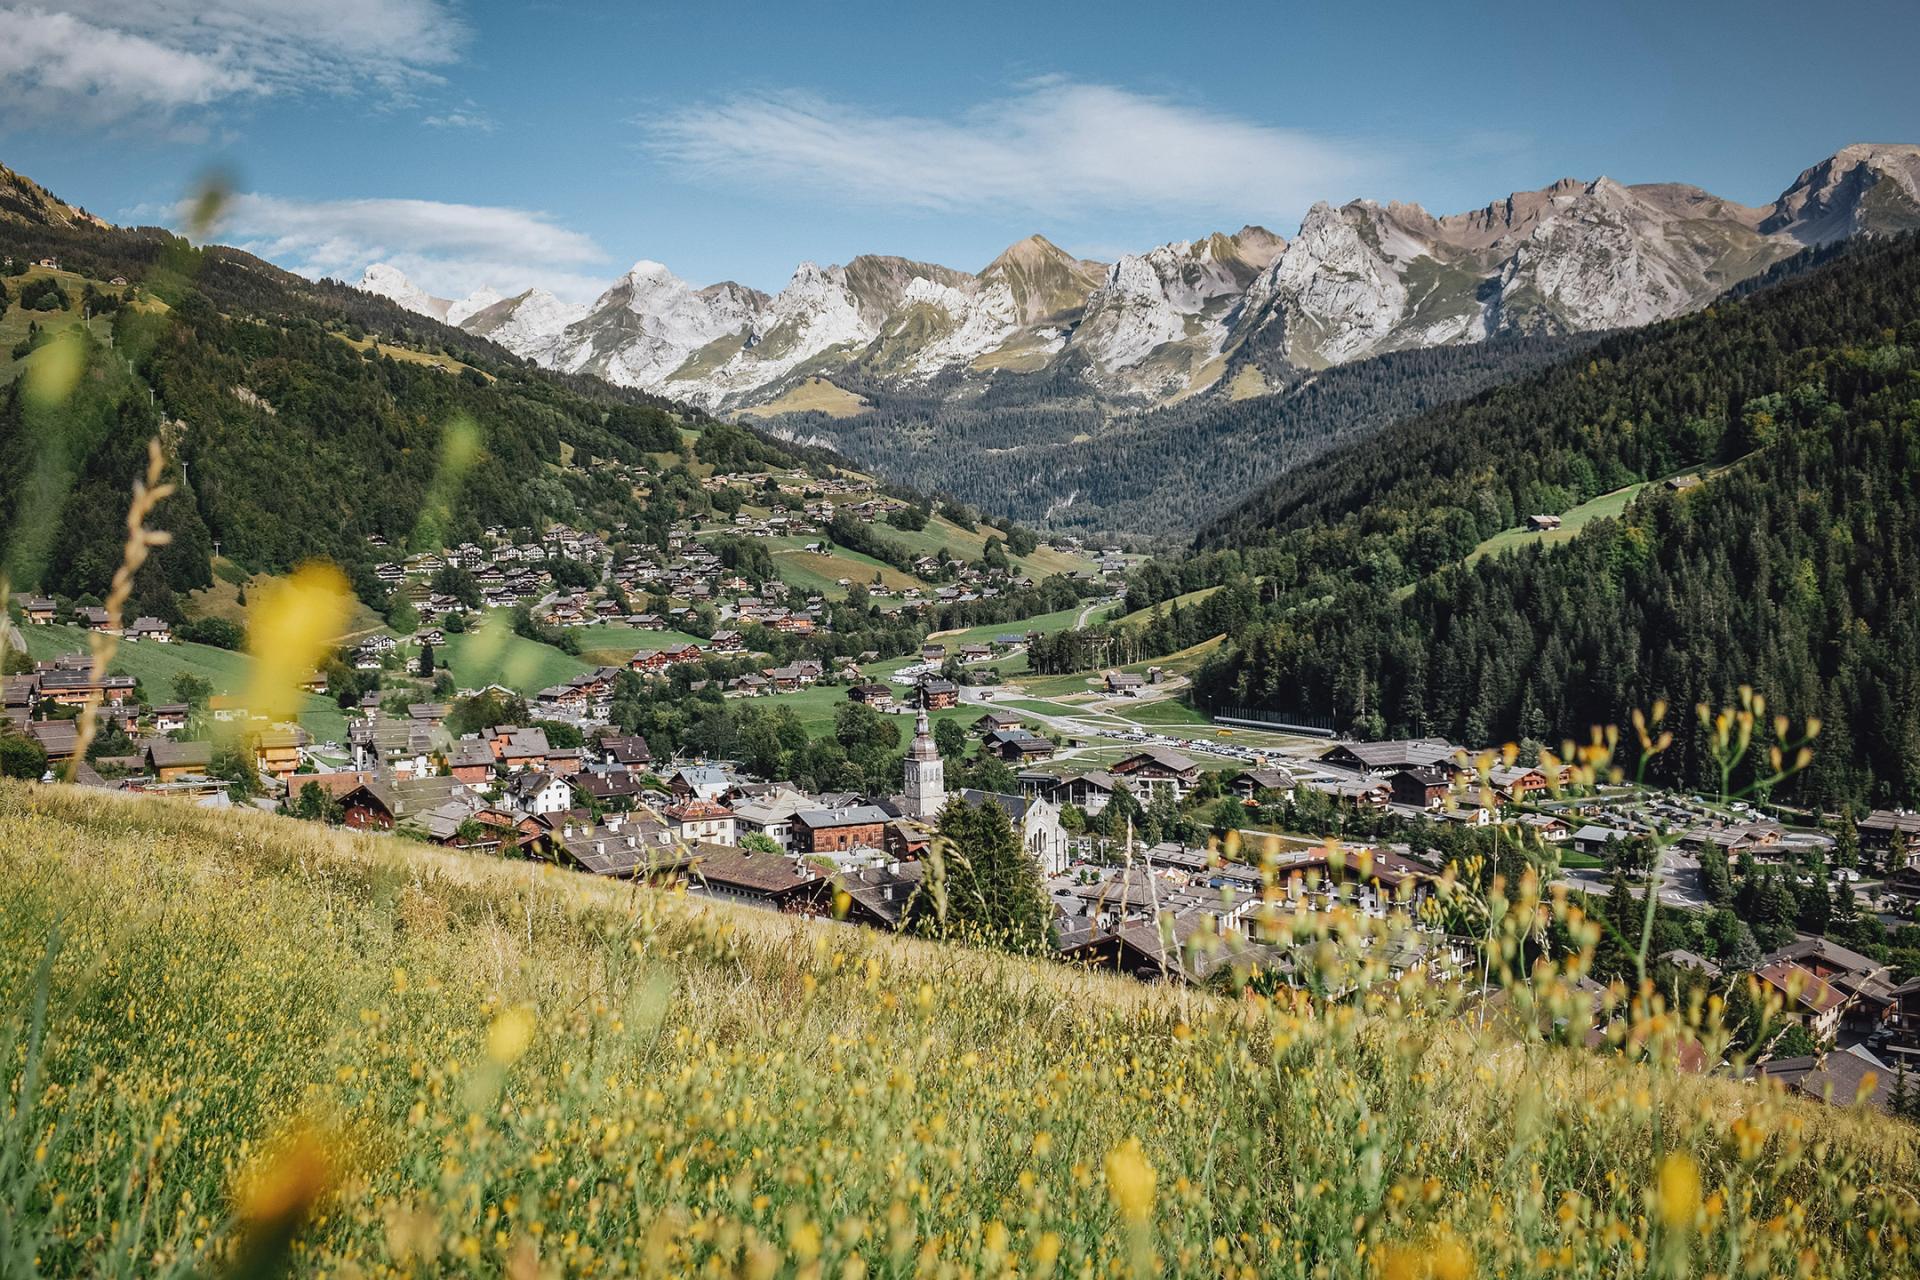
[203,192,611,303]
[0,0,467,127]
[647,79,1378,223]
[423,110,494,132]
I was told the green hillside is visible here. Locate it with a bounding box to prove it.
[17,622,347,742]
[3,781,1913,1278]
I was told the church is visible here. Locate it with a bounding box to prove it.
[900,696,1069,876]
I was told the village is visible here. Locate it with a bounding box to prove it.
[8,555,1920,1120]
[6,436,1920,1120]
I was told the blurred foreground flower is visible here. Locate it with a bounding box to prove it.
[228,1121,338,1280]
[1104,1137,1156,1222]
[245,563,352,721]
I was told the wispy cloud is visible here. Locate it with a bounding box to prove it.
[647,79,1379,223]
[198,192,610,303]
[0,0,468,129]
[423,109,494,132]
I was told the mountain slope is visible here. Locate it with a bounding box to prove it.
[1169,232,1920,807]
[406,144,1918,417]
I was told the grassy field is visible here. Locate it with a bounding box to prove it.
[1111,697,1211,726]
[184,559,389,640]
[1,267,119,385]
[18,623,347,742]
[878,515,1095,580]
[927,605,1091,646]
[5,781,1909,1278]
[1015,635,1226,699]
[736,376,870,419]
[1108,585,1224,630]
[332,331,492,381]
[773,546,922,597]
[438,618,592,695]
[567,622,706,666]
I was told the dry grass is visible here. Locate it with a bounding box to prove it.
[2,778,1915,1278]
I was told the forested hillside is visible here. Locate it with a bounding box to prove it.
[781,334,1588,535]
[1143,234,1920,809]
[0,205,876,619]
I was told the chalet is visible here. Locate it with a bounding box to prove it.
[444,738,497,783]
[252,726,309,783]
[406,702,449,727]
[1755,959,1848,1043]
[1526,514,1562,532]
[75,606,112,631]
[2,675,37,716]
[834,862,927,929]
[983,727,1055,762]
[1389,767,1454,811]
[847,683,894,708]
[1229,767,1295,801]
[973,709,1024,734]
[145,739,213,782]
[1515,813,1572,843]
[667,765,734,802]
[1319,739,1458,777]
[150,703,189,735]
[1104,672,1146,696]
[1571,824,1635,858]
[918,678,959,710]
[573,770,645,808]
[546,747,583,777]
[548,814,695,880]
[1486,765,1551,802]
[508,770,575,816]
[1859,809,1920,854]
[687,847,825,911]
[709,629,744,652]
[488,726,551,772]
[732,791,812,851]
[598,734,653,770]
[663,797,736,846]
[19,595,56,624]
[120,616,166,644]
[209,695,251,723]
[1028,769,1120,816]
[28,719,79,764]
[792,805,893,855]
[1110,748,1201,800]
[1301,776,1392,808]
[37,667,136,708]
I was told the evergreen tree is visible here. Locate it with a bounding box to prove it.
[911,798,1052,954]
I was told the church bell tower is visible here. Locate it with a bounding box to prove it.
[903,690,946,819]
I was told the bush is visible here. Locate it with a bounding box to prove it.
[19,277,69,312]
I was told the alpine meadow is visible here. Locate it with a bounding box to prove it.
[3,4,1920,1278]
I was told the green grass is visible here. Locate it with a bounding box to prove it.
[1110,698,1210,726]
[567,623,707,666]
[877,515,1096,580]
[438,615,592,695]
[1,781,1913,1279]
[1,269,118,386]
[18,623,347,742]
[1107,586,1223,630]
[928,606,1090,648]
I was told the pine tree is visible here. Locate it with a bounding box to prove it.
[912,798,1052,954]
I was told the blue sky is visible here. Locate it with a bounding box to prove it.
[2,0,1916,300]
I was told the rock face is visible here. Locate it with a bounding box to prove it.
[352,144,1919,408]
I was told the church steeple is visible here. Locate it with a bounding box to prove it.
[903,686,945,819]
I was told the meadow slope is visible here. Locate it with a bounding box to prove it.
[0,780,1915,1278]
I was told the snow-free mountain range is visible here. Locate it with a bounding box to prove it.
[362,144,1920,413]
